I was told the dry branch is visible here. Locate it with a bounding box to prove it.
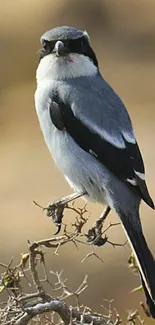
[0,201,147,324]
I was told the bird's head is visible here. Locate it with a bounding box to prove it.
[37,26,98,82]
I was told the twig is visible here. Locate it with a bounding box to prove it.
[81,252,104,264]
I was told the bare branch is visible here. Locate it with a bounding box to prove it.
[0,200,148,324]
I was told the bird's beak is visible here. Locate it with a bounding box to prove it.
[53,40,68,57]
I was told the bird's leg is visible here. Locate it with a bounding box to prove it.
[46,191,87,234]
[86,206,111,246]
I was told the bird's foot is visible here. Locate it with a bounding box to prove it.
[46,191,86,234]
[86,206,111,246]
[46,201,66,235]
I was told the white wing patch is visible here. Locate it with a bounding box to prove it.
[127,178,137,186]
[127,171,145,187]
[122,131,136,144]
[134,170,145,180]
[89,149,98,157]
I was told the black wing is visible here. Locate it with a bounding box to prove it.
[49,95,154,209]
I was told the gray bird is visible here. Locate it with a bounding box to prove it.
[35,26,155,316]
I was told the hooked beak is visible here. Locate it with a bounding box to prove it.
[53,40,68,57]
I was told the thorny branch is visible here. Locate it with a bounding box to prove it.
[0,200,148,324]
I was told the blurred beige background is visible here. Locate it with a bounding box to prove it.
[0,0,155,322]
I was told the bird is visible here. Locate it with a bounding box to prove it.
[35,26,155,316]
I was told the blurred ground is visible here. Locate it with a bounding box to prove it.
[0,0,155,323]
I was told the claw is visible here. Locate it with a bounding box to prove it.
[46,203,65,235]
[86,226,108,246]
[53,223,62,235]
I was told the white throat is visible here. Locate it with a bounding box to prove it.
[36,53,97,83]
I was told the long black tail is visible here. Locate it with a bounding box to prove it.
[119,210,155,318]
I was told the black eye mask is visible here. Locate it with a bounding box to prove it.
[40,36,98,67]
